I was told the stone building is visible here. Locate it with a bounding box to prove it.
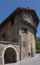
[0,7,39,65]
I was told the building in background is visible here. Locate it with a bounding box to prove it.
[0,7,39,65]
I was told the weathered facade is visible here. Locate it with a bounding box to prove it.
[0,7,39,65]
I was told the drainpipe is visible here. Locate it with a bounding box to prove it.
[31,43,33,57]
[19,34,21,60]
[19,15,21,60]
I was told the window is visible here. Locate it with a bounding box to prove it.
[2,33,7,41]
[2,33,6,38]
[11,17,14,25]
[28,53,30,56]
[22,27,28,33]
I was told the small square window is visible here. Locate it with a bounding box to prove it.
[11,17,14,25]
[2,33,5,38]
[28,53,30,56]
[22,27,28,33]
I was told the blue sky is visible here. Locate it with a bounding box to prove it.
[0,0,40,37]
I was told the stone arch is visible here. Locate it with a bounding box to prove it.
[2,45,19,65]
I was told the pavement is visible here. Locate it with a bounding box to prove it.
[5,54,40,65]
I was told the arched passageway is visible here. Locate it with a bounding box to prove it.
[4,47,17,64]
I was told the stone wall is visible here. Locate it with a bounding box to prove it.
[18,23,36,59]
[0,42,20,65]
[0,15,19,42]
